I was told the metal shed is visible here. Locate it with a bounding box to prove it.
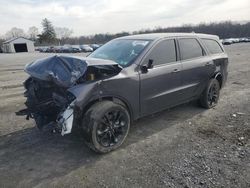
[2,37,35,53]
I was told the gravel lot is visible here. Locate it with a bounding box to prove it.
[0,44,249,188]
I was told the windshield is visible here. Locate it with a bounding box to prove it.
[89,39,150,67]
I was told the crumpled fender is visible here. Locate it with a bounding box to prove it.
[67,81,102,110]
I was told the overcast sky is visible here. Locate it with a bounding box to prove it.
[0,0,249,36]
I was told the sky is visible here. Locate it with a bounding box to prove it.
[0,0,249,36]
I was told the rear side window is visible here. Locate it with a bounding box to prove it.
[147,39,176,66]
[202,39,223,54]
[179,38,204,60]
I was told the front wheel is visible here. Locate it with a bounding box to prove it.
[82,101,130,153]
[199,79,220,109]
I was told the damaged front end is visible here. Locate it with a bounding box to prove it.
[16,76,77,134]
[16,55,121,135]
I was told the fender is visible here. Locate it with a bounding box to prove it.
[80,94,134,121]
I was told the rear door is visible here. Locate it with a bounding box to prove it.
[177,37,215,100]
[140,38,182,116]
[201,38,228,86]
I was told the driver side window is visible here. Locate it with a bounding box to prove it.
[146,39,177,66]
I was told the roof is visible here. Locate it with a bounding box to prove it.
[3,37,34,44]
[119,33,219,41]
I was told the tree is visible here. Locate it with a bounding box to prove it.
[5,27,25,39]
[55,27,73,45]
[27,26,39,41]
[0,37,4,46]
[39,18,56,44]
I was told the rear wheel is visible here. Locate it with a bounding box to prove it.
[82,101,130,153]
[199,79,220,109]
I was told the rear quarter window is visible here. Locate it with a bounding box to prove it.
[179,38,204,60]
[202,39,224,54]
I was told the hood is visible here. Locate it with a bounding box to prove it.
[25,55,120,87]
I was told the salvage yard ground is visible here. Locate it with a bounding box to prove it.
[0,43,249,188]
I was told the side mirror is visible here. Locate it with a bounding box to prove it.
[140,65,148,73]
[140,59,154,73]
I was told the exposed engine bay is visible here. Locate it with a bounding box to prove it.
[16,55,121,135]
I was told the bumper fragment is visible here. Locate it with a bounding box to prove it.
[57,102,75,136]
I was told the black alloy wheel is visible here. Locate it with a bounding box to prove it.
[200,78,220,109]
[82,101,130,153]
[96,110,129,147]
[207,82,219,107]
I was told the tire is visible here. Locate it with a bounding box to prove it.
[199,79,220,109]
[82,101,130,153]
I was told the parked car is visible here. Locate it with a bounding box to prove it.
[239,37,250,42]
[229,38,240,43]
[40,47,49,52]
[72,47,82,53]
[80,45,93,52]
[90,44,100,51]
[17,33,228,153]
[60,46,72,53]
[40,46,55,53]
[53,46,63,53]
[35,47,41,51]
[222,39,233,45]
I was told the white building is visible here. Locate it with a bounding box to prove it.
[2,37,35,53]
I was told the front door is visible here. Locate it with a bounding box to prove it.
[140,39,182,116]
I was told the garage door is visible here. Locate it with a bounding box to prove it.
[14,43,28,52]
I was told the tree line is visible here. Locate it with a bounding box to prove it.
[63,21,250,44]
[1,19,250,46]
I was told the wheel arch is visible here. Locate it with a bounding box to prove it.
[80,95,134,121]
[212,72,223,88]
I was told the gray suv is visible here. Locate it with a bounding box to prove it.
[17,33,228,153]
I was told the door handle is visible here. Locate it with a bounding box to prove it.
[172,69,180,73]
